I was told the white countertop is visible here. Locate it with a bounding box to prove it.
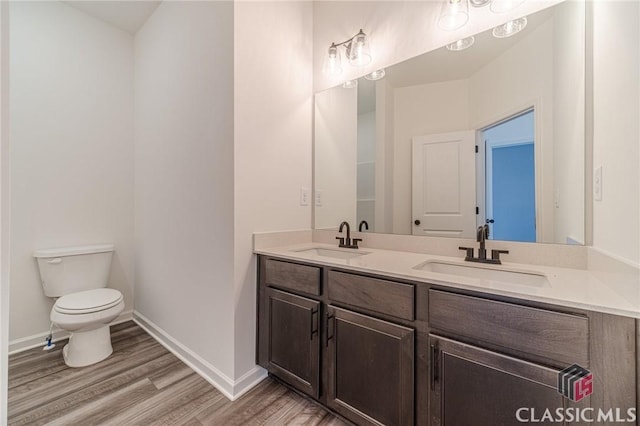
[255,243,640,319]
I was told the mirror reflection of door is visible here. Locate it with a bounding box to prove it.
[481,110,536,242]
[411,131,476,238]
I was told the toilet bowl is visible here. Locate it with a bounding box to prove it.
[34,244,123,368]
[50,288,124,367]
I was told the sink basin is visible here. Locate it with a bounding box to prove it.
[293,247,369,260]
[414,260,550,287]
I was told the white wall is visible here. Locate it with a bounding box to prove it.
[314,86,358,229]
[592,0,640,265]
[233,1,313,379]
[393,79,469,234]
[9,2,134,345]
[312,0,563,92]
[134,1,235,379]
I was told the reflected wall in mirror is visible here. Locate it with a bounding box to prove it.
[314,1,586,244]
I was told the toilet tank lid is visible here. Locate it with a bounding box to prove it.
[33,244,114,258]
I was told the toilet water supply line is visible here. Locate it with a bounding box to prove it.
[43,322,56,351]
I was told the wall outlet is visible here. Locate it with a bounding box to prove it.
[300,188,310,206]
[594,166,603,201]
[315,190,323,206]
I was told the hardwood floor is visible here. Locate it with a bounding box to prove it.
[8,321,348,426]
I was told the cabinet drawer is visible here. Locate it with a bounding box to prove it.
[265,259,321,296]
[328,271,415,321]
[428,290,589,367]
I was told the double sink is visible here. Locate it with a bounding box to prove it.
[293,246,550,288]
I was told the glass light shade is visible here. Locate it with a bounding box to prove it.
[347,30,372,67]
[469,0,491,6]
[492,17,528,38]
[324,44,343,75]
[364,69,386,81]
[439,0,470,31]
[446,36,475,51]
[490,0,525,13]
[342,80,358,89]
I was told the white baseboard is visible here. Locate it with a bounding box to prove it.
[133,311,267,401]
[8,310,133,355]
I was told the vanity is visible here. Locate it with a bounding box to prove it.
[255,243,638,426]
[256,1,638,424]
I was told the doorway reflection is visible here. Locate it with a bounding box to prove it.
[480,110,536,242]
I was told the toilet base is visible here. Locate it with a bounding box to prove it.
[62,325,113,368]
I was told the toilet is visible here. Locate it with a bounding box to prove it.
[33,244,124,368]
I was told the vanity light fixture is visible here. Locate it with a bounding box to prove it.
[324,44,342,75]
[343,79,358,89]
[446,36,475,51]
[438,0,526,31]
[492,17,528,38]
[324,29,372,75]
[364,69,386,81]
[439,0,470,31]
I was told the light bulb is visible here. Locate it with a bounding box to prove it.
[492,17,527,38]
[343,80,358,89]
[439,0,470,31]
[364,69,385,81]
[348,30,372,67]
[446,36,475,51]
[324,44,342,75]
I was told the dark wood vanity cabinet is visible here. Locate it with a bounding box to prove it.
[326,306,414,426]
[257,255,637,426]
[258,256,416,425]
[429,335,583,426]
[264,287,321,397]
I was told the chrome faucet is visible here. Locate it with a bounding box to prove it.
[459,224,509,264]
[336,221,362,249]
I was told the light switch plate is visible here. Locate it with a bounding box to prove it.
[594,166,602,201]
[300,188,310,206]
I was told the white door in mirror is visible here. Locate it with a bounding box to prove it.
[412,131,476,238]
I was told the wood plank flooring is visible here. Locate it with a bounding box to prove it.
[8,321,348,426]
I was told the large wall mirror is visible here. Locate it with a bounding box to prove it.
[314,1,586,244]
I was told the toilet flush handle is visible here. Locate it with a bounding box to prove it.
[47,258,62,265]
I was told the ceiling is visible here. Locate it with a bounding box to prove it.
[385,7,554,89]
[354,5,555,114]
[64,1,161,34]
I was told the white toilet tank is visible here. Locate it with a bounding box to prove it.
[33,244,114,297]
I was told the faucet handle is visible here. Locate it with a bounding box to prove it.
[352,238,362,248]
[336,236,345,247]
[459,246,474,260]
[491,249,509,263]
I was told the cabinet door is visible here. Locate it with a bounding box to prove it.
[326,306,414,426]
[430,335,587,426]
[266,288,320,398]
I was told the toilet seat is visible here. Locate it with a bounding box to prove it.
[54,288,123,315]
